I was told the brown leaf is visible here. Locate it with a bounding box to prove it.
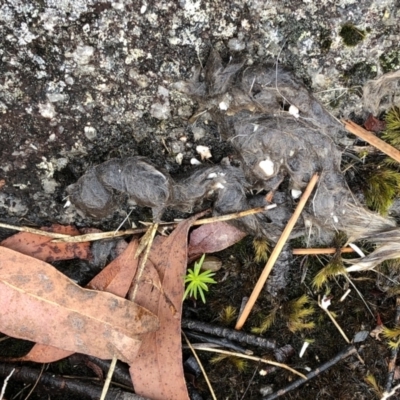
[130,218,196,400]
[16,239,140,363]
[188,221,246,261]
[364,114,386,133]
[0,246,158,363]
[1,224,91,262]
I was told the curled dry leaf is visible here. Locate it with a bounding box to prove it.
[17,239,140,363]
[1,224,91,262]
[0,246,158,363]
[188,221,246,262]
[130,218,197,400]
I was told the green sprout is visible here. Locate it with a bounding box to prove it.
[183,254,217,303]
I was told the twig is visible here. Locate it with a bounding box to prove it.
[189,346,307,379]
[292,247,354,255]
[184,331,252,355]
[49,204,275,243]
[384,297,400,395]
[235,173,320,329]
[182,331,217,400]
[99,355,117,400]
[262,346,357,399]
[0,222,70,238]
[0,368,15,400]
[342,120,400,163]
[240,365,259,400]
[181,319,276,349]
[24,363,45,400]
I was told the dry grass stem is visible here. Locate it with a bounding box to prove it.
[343,120,400,163]
[182,331,217,400]
[190,345,307,379]
[47,204,274,243]
[235,173,320,330]
[0,222,71,238]
[129,223,158,302]
[99,354,117,400]
[293,247,354,255]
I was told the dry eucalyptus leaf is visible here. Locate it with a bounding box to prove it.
[0,246,158,363]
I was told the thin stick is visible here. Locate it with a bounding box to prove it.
[235,173,319,330]
[99,354,117,400]
[24,364,45,400]
[190,345,307,379]
[384,297,400,396]
[343,120,400,163]
[262,346,357,399]
[293,247,354,255]
[0,368,15,400]
[0,222,70,238]
[182,331,217,400]
[50,204,275,243]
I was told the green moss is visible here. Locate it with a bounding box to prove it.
[339,24,365,46]
[379,50,400,73]
[382,107,400,148]
[364,167,400,215]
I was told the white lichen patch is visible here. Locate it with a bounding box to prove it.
[38,102,56,119]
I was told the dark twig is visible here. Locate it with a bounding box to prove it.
[262,346,357,400]
[384,297,400,395]
[184,331,251,354]
[181,319,276,349]
[0,363,149,400]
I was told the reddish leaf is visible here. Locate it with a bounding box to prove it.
[130,218,196,400]
[188,221,247,261]
[364,114,386,133]
[17,239,140,363]
[1,224,91,262]
[0,246,158,363]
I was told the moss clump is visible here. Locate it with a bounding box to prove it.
[364,167,400,215]
[382,106,400,147]
[339,24,365,46]
[379,50,400,73]
[344,62,377,87]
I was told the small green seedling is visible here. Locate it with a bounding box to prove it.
[183,254,217,303]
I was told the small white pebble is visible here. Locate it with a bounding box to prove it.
[29,143,38,150]
[175,153,183,165]
[289,150,295,156]
[207,172,217,179]
[140,4,147,13]
[258,158,274,176]
[213,182,225,189]
[196,145,212,160]
[64,199,71,208]
[291,189,302,199]
[259,369,267,376]
[253,124,259,132]
[179,136,187,142]
[190,158,202,165]
[289,104,299,118]
[332,215,339,223]
[299,341,310,358]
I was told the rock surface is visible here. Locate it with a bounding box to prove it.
[0,0,399,227]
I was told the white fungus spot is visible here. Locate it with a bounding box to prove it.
[289,104,300,118]
[258,158,274,176]
[196,145,212,160]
